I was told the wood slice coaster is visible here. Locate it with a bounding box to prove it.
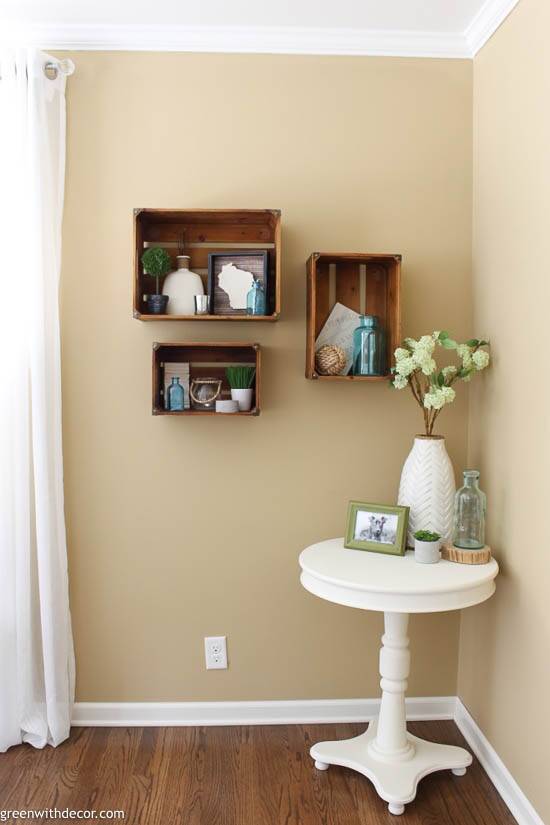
[441,543,492,565]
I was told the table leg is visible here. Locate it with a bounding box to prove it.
[310,611,472,815]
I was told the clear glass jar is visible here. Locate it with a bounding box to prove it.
[246,278,266,315]
[453,470,486,549]
[167,376,184,411]
[352,315,386,376]
[189,378,222,411]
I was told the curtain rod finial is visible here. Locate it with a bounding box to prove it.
[44,58,75,79]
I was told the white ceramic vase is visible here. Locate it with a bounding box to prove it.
[163,255,204,315]
[231,388,253,412]
[398,436,456,547]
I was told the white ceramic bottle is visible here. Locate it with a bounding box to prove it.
[163,255,204,315]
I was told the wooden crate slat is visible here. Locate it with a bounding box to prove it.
[334,261,362,314]
[139,208,278,226]
[144,223,274,244]
[313,260,331,339]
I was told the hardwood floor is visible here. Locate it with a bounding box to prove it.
[0,721,516,824]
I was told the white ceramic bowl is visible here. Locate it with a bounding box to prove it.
[216,399,239,414]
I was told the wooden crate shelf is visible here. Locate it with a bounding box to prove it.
[134,208,281,321]
[306,252,401,381]
[152,342,261,416]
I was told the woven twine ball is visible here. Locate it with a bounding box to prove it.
[315,344,347,376]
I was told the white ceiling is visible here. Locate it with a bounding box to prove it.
[0,0,485,31]
[0,0,520,58]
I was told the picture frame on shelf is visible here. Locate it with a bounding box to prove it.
[344,501,409,556]
[207,251,269,316]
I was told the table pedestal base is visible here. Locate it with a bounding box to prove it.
[311,719,471,815]
[310,612,472,815]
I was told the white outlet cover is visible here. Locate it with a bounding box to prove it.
[204,636,228,670]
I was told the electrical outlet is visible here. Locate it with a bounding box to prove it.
[204,636,228,670]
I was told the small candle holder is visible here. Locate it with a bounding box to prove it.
[194,295,210,315]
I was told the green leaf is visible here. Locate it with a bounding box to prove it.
[225,366,256,389]
[438,331,450,341]
[440,338,457,349]
[478,340,489,347]
[457,367,473,379]
[466,339,479,348]
[437,371,445,387]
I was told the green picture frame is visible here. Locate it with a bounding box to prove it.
[344,501,409,556]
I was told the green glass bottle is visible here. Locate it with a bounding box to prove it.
[352,315,386,376]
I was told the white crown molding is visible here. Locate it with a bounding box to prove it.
[1,1,521,58]
[465,0,521,55]
[71,695,456,726]
[455,699,544,825]
[4,22,470,59]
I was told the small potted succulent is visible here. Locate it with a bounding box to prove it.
[225,366,256,412]
[141,246,172,314]
[413,530,441,564]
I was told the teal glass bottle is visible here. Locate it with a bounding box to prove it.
[352,315,386,376]
[246,278,266,316]
[167,376,185,411]
[453,470,486,549]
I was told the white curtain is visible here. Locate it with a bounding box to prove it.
[0,48,75,751]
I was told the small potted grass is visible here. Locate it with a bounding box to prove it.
[413,530,441,564]
[225,365,256,412]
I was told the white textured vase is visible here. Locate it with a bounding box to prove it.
[398,436,456,547]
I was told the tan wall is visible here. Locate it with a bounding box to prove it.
[459,0,550,820]
[59,51,473,702]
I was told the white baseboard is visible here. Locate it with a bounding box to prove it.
[72,695,455,727]
[71,696,543,825]
[455,699,544,825]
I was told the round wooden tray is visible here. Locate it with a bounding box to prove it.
[441,543,492,565]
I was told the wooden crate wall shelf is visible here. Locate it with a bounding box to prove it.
[134,208,281,321]
[152,342,261,416]
[306,252,401,381]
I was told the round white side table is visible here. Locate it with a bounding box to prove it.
[299,538,498,816]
